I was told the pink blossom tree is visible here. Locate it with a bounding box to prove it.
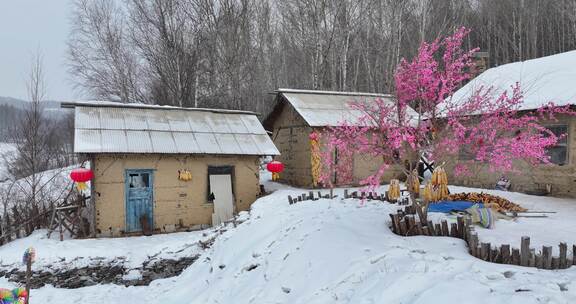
[319,27,575,222]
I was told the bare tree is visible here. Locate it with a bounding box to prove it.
[67,0,576,116]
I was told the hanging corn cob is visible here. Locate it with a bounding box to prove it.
[429,166,449,202]
[408,170,420,194]
[388,179,401,201]
[422,183,434,203]
[309,132,322,187]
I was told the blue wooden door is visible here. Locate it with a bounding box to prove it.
[125,169,154,232]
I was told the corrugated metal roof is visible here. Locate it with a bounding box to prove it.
[279,90,396,127]
[73,106,279,155]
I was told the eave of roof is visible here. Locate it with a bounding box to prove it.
[61,101,260,116]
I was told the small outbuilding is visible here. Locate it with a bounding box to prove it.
[63,102,279,237]
[263,89,403,188]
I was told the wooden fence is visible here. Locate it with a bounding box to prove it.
[390,206,573,270]
[288,190,411,205]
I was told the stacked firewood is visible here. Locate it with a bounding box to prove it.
[447,192,527,212]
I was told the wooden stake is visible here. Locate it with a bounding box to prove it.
[450,223,458,238]
[520,236,530,266]
[480,243,491,261]
[542,246,552,269]
[456,216,464,239]
[511,248,520,265]
[500,244,510,264]
[441,220,449,236]
[552,257,560,270]
[427,221,435,236]
[559,242,567,269]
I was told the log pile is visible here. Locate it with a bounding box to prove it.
[447,192,527,212]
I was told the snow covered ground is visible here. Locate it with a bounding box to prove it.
[2,180,576,303]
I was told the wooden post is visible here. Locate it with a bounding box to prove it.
[389,214,400,233]
[535,253,542,269]
[450,223,458,238]
[399,219,408,236]
[427,221,435,236]
[500,244,510,264]
[529,249,536,267]
[422,226,430,236]
[456,216,464,239]
[288,195,293,205]
[408,216,416,236]
[344,190,349,199]
[329,188,334,199]
[318,191,322,199]
[491,248,499,262]
[551,257,560,270]
[435,224,442,237]
[480,243,491,261]
[441,220,449,236]
[469,233,479,257]
[573,245,576,266]
[520,236,530,266]
[511,248,520,265]
[416,222,423,235]
[542,246,552,269]
[559,243,567,269]
[309,191,314,200]
[25,257,31,304]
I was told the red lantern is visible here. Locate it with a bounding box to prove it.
[70,168,94,182]
[267,161,284,181]
[70,168,93,191]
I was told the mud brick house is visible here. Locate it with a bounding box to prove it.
[63,101,279,237]
[449,50,576,197]
[263,89,404,188]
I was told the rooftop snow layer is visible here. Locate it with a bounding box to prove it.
[72,105,279,155]
[451,50,576,110]
[277,89,399,127]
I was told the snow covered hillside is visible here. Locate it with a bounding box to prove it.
[2,183,576,303]
[0,142,16,181]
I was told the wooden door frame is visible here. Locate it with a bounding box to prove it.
[124,169,155,232]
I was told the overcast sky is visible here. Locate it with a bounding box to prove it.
[0,0,76,101]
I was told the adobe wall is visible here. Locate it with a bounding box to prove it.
[269,104,314,187]
[269,102,404,188]
[445,115,576,197]
[92,154,260,236]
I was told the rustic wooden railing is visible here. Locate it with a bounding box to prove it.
[390,206,573,270]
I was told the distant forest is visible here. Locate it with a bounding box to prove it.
[0,105,22,141]
[67,0,576,116]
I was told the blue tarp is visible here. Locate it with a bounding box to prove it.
[427,200,484,213]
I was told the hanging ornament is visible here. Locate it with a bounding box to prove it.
[267,161,284,181]
[70,168,94,192]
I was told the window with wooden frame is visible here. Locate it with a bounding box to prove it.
[545,125,569,165]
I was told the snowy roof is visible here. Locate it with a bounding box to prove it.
[69,103,279,155]
[276,89,395,127]
[451,50,576,110]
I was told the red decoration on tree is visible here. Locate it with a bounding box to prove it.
[70,168,94,182]
[267,161,284,181]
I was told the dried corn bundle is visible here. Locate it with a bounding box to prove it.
[447,192,527,212]
[388,179,401,201]
[407,170,420,194]
[431,167,448,186]
[422,183,434,203]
